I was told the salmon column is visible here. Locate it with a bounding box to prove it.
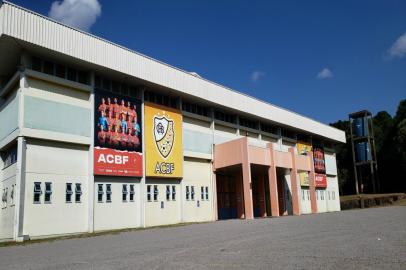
[289,148,300,215]
[308,151,318,213]
[267,143,279,217]
[241,137,254,219]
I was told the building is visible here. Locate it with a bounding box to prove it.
[0,1,345,242]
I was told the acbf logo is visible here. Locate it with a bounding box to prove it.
[153,113,175,159]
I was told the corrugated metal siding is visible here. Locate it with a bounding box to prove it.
[0,2,346,143]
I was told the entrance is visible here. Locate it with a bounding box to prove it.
[251,165,271,218]
[276,168,293,216]
[216,165,244,220]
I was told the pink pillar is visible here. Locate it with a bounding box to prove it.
[267,143,279,217]
[289,148,300,216]
[241,137,254,219]
[308,151,318,214]
[236,170,245,219]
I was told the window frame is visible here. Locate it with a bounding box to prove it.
[129,184,135,202]
[33,182,42,204]
[97,184,104,203]
[66,183,73,203]
[106,184,112,203]
[75,183,82,203]
[166,185,171,201]
[122,184,128,202]
[147,185,152,202]
[153,185,159,202]
[171,185,176,201]
[44,182,52,204]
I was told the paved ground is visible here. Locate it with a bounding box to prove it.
[0,206,405,270]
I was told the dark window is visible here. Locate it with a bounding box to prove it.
[182,100,209,117]
[67,68,77,81]
[214,111,236,124]
[281,129,296,140]
[112,81,120,94]
[201,186,204,200]
[78,71,87,84]
[171,185,176,201]
[122,184,128,202]
[121,84,129,96]
[153,185,158,201]
[43,61,54,75]
[147,185,152,202]
[106,184,112,202]
[166,185,170,201]
[95,75,102,88]
[186,186,190,200]
[44,182,52,203]
[33,182,41,203]
[129,185,135,202]
[66,183,73,203]
[260,122,278,135]
[129,86,138,97]
[32,57,42,72]
[191,186,195,201]
[97,184,104,203]
[102,78,111,91]
[205,186,209,200]
[240,117,258,130]
[1,144,17,169]
[55,64,66,78]
[75,183,82,203]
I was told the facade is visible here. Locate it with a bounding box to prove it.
[0,1,345,242]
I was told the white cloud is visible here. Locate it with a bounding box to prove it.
[250,71,265,82]
[49,0,101,32]
[316,68,333,79]
[387,32,406,59]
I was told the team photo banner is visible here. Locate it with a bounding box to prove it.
[144,102,183,178]
[94,90,143,177]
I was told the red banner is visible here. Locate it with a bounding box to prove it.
[314,173,327,188]
[94,148,142,177]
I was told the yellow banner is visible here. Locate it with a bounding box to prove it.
[299,172,310,186]
[145,102,183,178]
[297,142,312,155]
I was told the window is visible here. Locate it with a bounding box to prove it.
[281,129,297,140]
[75,183,82,203]
[147,185,152,202]
[67,68,77,81]
[201,186,205,200]
[44,182,52,203]
[261,122,278,135]
[186,186,190,201]
[239,117,258,130]
[106,184,112,202]
[182,100,209,117]
[316,190,319,200]
[153,185,158,201]
[191,186,195,201]
[332,191,335,200]
[144,91,178,109]
[122,184,128,202]
[205,187,209,200]
[55,64,66,78]
[166,185,170,201]
[33,182,42,203]
[66,183,73,203]
[171,185,176,201]
[129,185,135,202]
[307,190,310,200]
[328,191,330,200]
[43,61,54,75]
[301,190,305,200]
[214,111,236,124]
[1,144,17,169]
[78,71,88,84]
[32,57,42,72]
[97,184,104,203]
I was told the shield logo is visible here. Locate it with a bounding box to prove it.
[154,115,175,158]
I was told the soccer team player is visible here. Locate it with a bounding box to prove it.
[97,97,140,150]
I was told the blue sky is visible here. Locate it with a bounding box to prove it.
[11,0,406,124]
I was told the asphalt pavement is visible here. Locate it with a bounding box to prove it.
[0,206,405,270]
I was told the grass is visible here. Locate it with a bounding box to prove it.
[0,221,209,248]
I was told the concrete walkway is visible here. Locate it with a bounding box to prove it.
[0,206,405,269]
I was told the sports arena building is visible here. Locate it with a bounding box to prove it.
[0,1,345,242]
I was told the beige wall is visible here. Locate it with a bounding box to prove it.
[327,176,340,212]
[182,158,213,222]
[144,179,181,227]
[94,177,141,231]
[23,140,89,237]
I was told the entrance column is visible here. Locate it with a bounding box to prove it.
[289,148,300,216]
[267,143,279,217]
[241,137,254,219]
[308,151,318,214]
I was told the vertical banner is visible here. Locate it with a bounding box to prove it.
[313,146,326,174]
[94,90,143,177]
[297,142,312,186]
[144,102,183,178]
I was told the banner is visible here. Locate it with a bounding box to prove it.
[313,146,326,174]
[145,102,183,178]
[299,172,310,186]
[297,142,312,155]
[315,173,327,188]
[94,90,143,177]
